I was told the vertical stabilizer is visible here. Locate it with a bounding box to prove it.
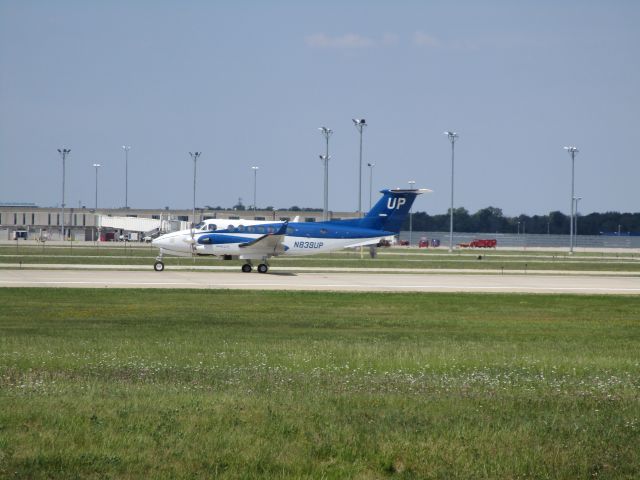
[339,189,429,233]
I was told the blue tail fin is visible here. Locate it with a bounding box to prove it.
[332,189,426,233]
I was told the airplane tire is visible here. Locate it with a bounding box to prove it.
[153,261,165,272]
[241,264,252,273]
[257,264,269,274]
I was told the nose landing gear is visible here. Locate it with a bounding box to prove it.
[153,253,165,272]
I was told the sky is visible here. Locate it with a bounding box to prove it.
[1,0,638,216]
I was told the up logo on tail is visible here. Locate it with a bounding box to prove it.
[387,197,406,210]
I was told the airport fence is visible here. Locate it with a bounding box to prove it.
[399,231,640,249]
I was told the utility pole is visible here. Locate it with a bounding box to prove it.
[444,131,459,252]
[352,118,367,216]
[564,146,579,254]
[318,127,332,221]
[57,148,71,240]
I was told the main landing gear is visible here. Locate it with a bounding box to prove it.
[241,261,269,273]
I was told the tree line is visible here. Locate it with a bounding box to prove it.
[403,207,640,235]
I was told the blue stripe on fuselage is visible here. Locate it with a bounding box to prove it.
[197,222,391,243]
[284,222,392,239]
[197,233,255,244]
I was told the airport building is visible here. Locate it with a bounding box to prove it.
[0,204,359,241]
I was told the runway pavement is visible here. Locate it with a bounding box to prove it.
[1,268,639,294]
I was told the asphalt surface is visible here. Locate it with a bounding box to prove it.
[1,269,639,294]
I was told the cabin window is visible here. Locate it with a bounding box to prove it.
[237,225,245,232]
[247,226,255,233]
[208,224,217,231]
[267,226,275,233]
[228,225,235,232]
[256,226,265,234]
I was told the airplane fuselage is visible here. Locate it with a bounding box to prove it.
[153,220,392,259]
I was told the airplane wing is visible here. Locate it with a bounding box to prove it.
[238,222,287,256]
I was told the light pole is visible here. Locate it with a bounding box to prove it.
[444,131,459,252]
[367,163,375,210]
[564,146,579,254]
[318,127,332,221]
[122,145,131,209]
[189,152,201,232]
[574,196,582,245]
[352,118,367,216]
[93,163,101,210]
[251,166,259,211]
[57,148,71,240]
[408,180,416,246]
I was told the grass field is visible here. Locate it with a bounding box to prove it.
[1,288,639,478]
[1,244,639,272]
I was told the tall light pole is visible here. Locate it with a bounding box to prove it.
[93,163,101,210]
[189,152,201,232]
[251,166,259,211]
[122,145,131,209]
[408,180,416,246]
[318,127,332,221]
[352,118,367,216]
[574,196,582,244]
[564,146,579,254]
[367,162,375,210]
[444,131,459,252]
[57,148,71,240]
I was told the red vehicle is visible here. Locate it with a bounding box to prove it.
[468,239,497,248]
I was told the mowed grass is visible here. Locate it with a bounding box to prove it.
[1,289,639,479]
[2,245,640,272]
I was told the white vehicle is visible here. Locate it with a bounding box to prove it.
[152,188,429,273]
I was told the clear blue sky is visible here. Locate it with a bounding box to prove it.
[1,1,638,215]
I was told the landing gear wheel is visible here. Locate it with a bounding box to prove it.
[257,263,269,274]
[153,261,165,272]
[241,264,252,273]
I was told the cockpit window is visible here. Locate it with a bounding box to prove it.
[195,222,205,229]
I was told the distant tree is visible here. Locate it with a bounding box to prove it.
[472,207,507,233]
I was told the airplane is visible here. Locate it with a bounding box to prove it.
[151,188,429,273]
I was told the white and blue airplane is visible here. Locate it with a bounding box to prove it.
[151,188,429,273]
